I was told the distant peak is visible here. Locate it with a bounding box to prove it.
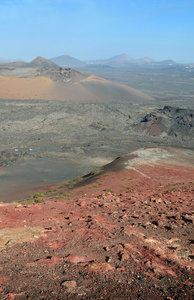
[27,56,59,68]
[109,54,134,63]
[139,56,157,62]
[112,53,132,59]
[31,56,47,63]
[120,53,129,57]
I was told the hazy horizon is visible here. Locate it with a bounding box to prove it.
[1,53,193,65]
[1,0,194,63]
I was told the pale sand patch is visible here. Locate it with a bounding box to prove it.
[0,226,45,250]
[126,147,194,168]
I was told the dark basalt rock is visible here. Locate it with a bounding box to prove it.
[137,106,194,139]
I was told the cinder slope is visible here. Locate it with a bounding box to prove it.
[0,71,153,102]
[80,75,153,102]
[0,75,58,100]
[27,56,59,68]
[0,147,193,299]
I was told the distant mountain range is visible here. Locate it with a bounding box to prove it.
[85,54,178,67]
[50,53,184,68]
[0,54,193,69]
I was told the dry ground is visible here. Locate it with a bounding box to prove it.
[0,147,193,299]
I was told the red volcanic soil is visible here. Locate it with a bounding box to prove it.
[0,147,193,299]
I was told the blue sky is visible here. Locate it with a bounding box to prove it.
[0,0,194,62]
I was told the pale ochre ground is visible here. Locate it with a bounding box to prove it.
[0,74,153,102]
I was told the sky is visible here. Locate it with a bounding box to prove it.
[0,0,194,63]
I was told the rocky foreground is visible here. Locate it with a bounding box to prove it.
[0,147,193,299]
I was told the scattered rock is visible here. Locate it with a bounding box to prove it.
[65,254,94,264]
[61,280,77,288]
[87,262,114,273]
[120,252,130,261]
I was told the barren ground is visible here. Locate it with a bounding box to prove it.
[0,147,193,299]
[0,98,193,203]
[0,65,193,299]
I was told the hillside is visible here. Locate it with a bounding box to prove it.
[134,106,194,143]
[0,61,28,67]
[0,147,193,299]
[27,56,59,68]
[50,54,86,68]
[0,66,153,102]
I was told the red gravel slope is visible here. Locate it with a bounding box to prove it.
[0,147,193,299]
